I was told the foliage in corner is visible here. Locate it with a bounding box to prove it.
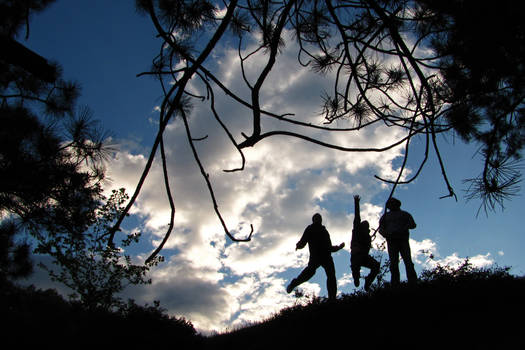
[36,188,163,310]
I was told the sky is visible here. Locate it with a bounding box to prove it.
[18,0,525,333]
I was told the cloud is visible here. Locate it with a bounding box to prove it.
[411,238,438,265]
[427,252,494,270]
[99,30,427,333]
[124,255,234,331]
[223,274,299,330]
[408,237,494,271]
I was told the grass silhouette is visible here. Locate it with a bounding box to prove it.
[3,264,524,348]
[205,264,524,349]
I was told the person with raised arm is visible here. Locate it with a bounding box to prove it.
[350,195,380,291]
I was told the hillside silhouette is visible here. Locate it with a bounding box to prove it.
[206,266,524,349]
[3,265,524,348]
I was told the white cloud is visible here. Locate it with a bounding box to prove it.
[101,30,428,333]
[338,272,354,289]
[409,238,495,271]
[411,238,438,265]
[224,274,296,329]
[432,252,494,270]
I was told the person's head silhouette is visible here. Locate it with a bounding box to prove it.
[359,220,370,233]
[312,213,322,225]
[386,197,401,211]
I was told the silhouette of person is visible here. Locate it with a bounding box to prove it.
[350,195,380,291]
[286,213,345,300]
[379,197,417,285]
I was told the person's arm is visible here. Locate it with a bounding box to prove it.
[296,228,308,250]
[406,212,416,230]
[378,214,388,237]
[324,227,345,252]
[332,242,345,252]
[353,195,361,229]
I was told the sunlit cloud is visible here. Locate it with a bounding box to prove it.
[428,252,494,270]
[100,29,496,334]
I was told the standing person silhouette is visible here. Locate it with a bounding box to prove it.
[286,213,345,300]
[379,197,417,285]
[350,195,380,291]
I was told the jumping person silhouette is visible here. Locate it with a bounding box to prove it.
[350,195,380,291]
[379,197,417,285]
[286,213,345,300]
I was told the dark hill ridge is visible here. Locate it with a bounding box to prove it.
[3,267,525,348]
[205,270,525,349]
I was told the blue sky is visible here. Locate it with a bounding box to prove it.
[21,0,525,333]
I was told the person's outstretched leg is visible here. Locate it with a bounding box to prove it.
[287,262,317,293]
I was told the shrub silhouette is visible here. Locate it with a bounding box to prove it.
[205,264,524,349]
[1,280,200,347]
[3,264,523,348]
